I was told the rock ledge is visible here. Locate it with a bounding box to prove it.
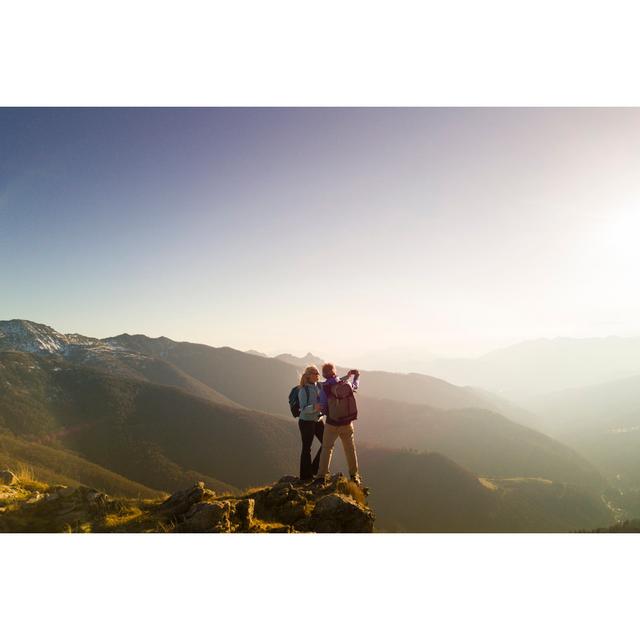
[0,473,374,533]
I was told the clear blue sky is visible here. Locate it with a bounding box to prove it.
[3,108,640,362]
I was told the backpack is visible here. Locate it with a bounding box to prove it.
[324,381,358,425]
[288,385,310,418]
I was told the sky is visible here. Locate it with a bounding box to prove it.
[2,108,640,364]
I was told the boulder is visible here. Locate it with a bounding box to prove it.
[262,483,303,509]
[158,482,213,517]
[234,498,255,530]
[0,470,18,486]
[78,487,108,506]
[309,494,374,533]
[178,501,231,533]
[276,498,311,525]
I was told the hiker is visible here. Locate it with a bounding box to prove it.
[295,365,325,482]
[315,363,362,486]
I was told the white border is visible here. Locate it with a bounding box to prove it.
[3,1,640,637]
[3,533,639,639]
[2,1,640,106]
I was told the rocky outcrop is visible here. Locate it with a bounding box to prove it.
[0,473,375,533]
[0,481,110,532]
[248,474,374,533]
[159,475,374,533]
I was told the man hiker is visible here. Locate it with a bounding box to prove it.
[315,362,363,486]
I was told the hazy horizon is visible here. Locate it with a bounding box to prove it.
[6,316,640,376]
[3,108,640,364]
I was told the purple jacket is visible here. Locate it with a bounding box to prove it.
[318,374,360,415]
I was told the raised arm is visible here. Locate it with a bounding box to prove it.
[341,370,360,391]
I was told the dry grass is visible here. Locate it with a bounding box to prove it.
[97,500,181,533]
[335,477,366,505]
[14,462,48,492]
[103,506,144,529]
[15,462,36,483]
[155,520,174,533]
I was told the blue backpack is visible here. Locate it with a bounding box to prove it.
[288,385,310,418]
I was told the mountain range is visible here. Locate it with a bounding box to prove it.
[0,319,620,531]
[431,336,640,399]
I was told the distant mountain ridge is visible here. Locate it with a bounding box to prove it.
[274,352,325,369]
[0,321,239,408]
[0,319,98,354]
[1,320,516,418]
[431,336,640,398]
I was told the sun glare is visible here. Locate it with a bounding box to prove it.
[602,211,640,261]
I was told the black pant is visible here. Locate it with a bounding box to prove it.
[298,419,324,480]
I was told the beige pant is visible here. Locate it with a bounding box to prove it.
[317,422,359,477]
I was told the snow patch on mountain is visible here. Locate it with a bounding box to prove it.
[0,320,69,354]
[0,320,124,357]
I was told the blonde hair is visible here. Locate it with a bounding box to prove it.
[299,365,320,387]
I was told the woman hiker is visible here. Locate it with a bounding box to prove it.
[297,365,325,482]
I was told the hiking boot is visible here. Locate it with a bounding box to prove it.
[312,475,328,487]
[350,473,363,487]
